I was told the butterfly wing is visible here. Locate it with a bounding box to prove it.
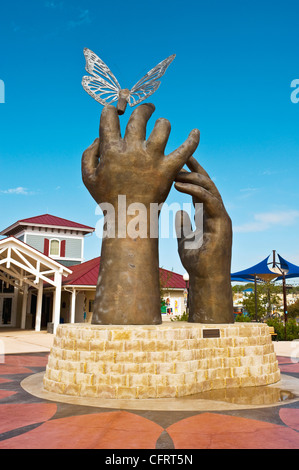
[82,48,121,106]
[82,76,119,106]
[128,54,176,107]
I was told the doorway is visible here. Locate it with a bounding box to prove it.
[0,295,16,326]
[0,280,16,327]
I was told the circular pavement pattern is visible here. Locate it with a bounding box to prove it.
[0,353,298,449]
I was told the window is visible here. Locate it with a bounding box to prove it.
[44,238,66,258]
[50,239,60,256]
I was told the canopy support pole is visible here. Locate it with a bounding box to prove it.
[254,274,258,321]
[282,273,288,340]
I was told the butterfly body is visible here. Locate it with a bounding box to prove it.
[117,88,131,115]
[82,48,175,115]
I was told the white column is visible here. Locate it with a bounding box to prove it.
[35,280,43,332]
[27,290,32,327]
[52,272,62,334]
[20,284,28,329]
[70,289,76,324]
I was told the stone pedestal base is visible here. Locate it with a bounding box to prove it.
[43,322,280,399]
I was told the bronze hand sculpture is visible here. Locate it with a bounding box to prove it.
[175,156,234,324]
[82,103,200,324]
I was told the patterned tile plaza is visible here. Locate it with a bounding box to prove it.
[0,353,298,449]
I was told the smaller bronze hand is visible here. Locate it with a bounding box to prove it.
[175,156,234,324]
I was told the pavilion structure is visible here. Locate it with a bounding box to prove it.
[231,251,299,322]
[0,215,186,332]
[0,237,72,333]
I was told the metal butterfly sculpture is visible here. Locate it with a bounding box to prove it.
[82,48,176,115]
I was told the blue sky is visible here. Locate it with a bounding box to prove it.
[0,0,299,276]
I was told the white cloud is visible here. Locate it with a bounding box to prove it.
[238,187,259,200]
[44,1,64,8]
[0,187,35,195]
[67,9,91,29]
[260,169,278,176]
[233,210,299,233]
[240,188,258,192]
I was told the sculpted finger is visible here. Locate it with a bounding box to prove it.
[124,103,155,143]
[175,210,193,242]
[165,129,200,174]
[99,105,121,150]
[146,118,171,155]
[82,138,100,183]
[174,181,222,217]
[186,156,210,178]
[175,171,222,200]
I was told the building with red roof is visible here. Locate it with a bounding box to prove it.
[57,257,186,325]
[0,214,95,236]
[0,215,186,330]
[61,256,185,290]
[0,214,95,268]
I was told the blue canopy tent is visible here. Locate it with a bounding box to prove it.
[231,256,279,283]
[271,253,299,339]
[275,254,299,280]
[231,255,279,321]
[231,251,299,329]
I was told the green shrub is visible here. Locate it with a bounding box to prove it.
[286,318,299,341]
[235,314,251,322]
[266,318,299,341]
[170,311,189,322]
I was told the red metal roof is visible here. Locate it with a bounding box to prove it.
[1,214,94,236]
[63,257,101,286]
[18,214,94,230]
[62,257,185,289]
[159,267,186,289]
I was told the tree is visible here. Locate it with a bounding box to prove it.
[287,298,299,319]
[243,291,266,321]
[232,283,252,294]
[259,282,281,317]
[234,282,282,320]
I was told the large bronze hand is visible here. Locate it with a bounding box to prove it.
[175,156,234,324]
[82,104,200,325]
[82,104,200,207]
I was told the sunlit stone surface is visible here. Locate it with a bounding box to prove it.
[43,322,280,399]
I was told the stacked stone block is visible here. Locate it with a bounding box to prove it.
[43,322,280,399]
